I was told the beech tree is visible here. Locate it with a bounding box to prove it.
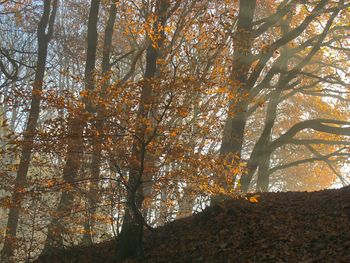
[239,0,350,192]
[1,1,58,261]
[0,0,349,262]
[40,0,100,256]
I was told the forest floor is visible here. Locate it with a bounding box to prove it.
[38,186,350,263]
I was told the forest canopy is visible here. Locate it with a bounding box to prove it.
[0,0,349,262]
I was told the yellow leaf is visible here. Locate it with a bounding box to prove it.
[247,194,260,203]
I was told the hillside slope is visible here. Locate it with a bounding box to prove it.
[37,186,350,263]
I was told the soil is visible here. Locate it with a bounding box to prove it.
[36,186,350,263]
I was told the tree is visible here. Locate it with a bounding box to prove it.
[1,1,58,261]
[82,0,118,245]
[115,0,171,260]
[40,0,101,256]
[240,0,350,192]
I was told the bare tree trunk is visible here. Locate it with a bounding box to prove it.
[244,6,337,192]
[255,8,339,191]
[217,0,256,196]
[244,86,282,192]
[82,0,117,245]
[256,153,271,191]
[243,12,291,193]
[0,1,58,261]
[40,0,100,256]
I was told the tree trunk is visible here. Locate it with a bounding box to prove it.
[41,116,83,253]
[256,152,270,192]
[217,0,256,196]
[241,88,282,192]
[40,0,100,256]
[116,1,170,261]
[240,13,291,193]
[0,1,58,261]
[82,0,117,245]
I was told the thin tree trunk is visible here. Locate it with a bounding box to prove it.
[0,1,58,261]
[40,0,100,256]
[82,0,117,245]
[116,1,170,261]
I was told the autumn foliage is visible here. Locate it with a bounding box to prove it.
[0,0,350,262]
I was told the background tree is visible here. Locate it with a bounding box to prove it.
[1,1,58,261]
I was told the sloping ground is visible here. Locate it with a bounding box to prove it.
[37,186,350,263]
